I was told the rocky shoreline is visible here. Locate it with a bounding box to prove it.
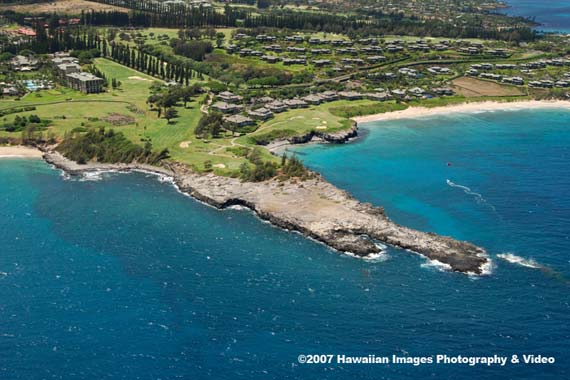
[266,123,359,152]
[42,149,490,275]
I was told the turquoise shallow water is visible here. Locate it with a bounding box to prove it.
[503,0,570,33]
[1,108,569,379]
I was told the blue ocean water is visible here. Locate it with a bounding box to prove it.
[1,108,569,379]
[503,0,570,34]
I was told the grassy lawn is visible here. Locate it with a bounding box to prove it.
[406,95,532,108]
[384,35,487,44]
[236,100,381,146]
[0,58,162,139]
[0,0,127,14]
[206,50,309,74]
[0,53,544,176]
[0,58,271,175]
[108,26,237,49]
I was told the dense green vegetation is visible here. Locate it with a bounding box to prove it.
[329,101,408,118]
[170,39,213,62]
[57,127,170,165]
[239,148,312,182]
[74,1,536,42]
[195,112,223,139]
[0,106,37,117]
[1,114,50,132]
[247,129,297,146]
[0,0,566,182]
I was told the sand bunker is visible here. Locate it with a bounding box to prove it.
[128,76,151,81]
[102,113,135,126]
[179,141,192,148]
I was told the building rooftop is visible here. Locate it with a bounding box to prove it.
[66,72,103,81]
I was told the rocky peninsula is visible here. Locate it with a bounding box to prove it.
[42,148,490,275]
[266,123,359,152]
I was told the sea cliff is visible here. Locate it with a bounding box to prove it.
[42,149,490,275]
[266,123,359,152]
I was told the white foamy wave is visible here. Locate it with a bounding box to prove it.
[59,169,114,182]
[59,171,72,181]
[363,251,389,262]
[447,179,497,212]
[156,174,175,184]
[79,171,106,182]
[480,258,494,275]
[343,250,389,262]
[226,205,248,211]
[466,258,494,278]
[421,259,452,272]
[497,253,542,269]
[374,242,388,250]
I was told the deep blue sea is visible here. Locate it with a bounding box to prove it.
[1,108,570,379]
[503,0,570,33]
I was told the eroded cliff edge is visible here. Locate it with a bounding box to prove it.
[43,150,489,275]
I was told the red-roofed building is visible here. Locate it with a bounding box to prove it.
[17,27,36,37]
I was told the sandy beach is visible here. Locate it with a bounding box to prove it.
[0,146,44,159]
[352,100,570,124]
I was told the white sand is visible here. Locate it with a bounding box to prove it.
[352,100,570,124]
[0,146,43,158]
[128,76,151,81]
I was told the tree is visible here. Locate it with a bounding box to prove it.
[257,0,272,9]
[181,85,199,107]
[195,112,223,138]
[215,32,225,48]
[164,108,178,124]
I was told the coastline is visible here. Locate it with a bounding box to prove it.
[42,150,490,275]
[0,146,44,158]
[266,123,359,154]
[11,99,560,275]
[352,100,570,124]
[267,100,570,154]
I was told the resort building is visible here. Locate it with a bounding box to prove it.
[367,56,386,63]
[261,55,281,64]
[313,59,332,67]
[283,99,308,109]
[1,84,23,97]
[56,63,81,76]
[66,72,104,94]
[217,91,243,103]
[211,101,243,114]
[10,55,39,72]
[52,56,79,66]
[50,53,104,94]
[366,92,391,101]
[432,87,455,96]
[302,94,324,105]
[320,91,339,101]
[266,101,288,113]
[338,91,363,100]
[502,77,524,86]
[256,96,275,104]
[247,108,274,120]
[223,115,254,128]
